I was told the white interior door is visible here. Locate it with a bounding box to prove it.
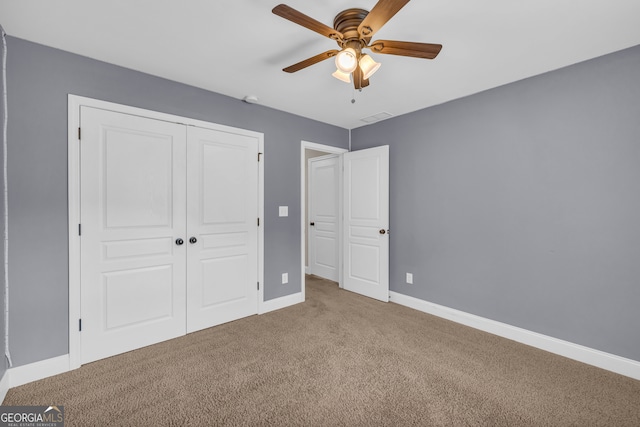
[343,145,389,302]
[186,126,259,333]
[80,107,187,364]
[308,155,339,282]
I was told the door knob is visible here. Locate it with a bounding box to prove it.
[379,229,386,235]
[189,237,197,244]
[175,238,184,245]
[310,222,315,226]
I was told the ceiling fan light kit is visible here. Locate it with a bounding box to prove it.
[359,54,381,80]
[272,0,442,90]
[332,69,352,83]
[335,47,358,73]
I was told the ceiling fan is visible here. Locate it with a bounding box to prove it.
[272,0,442,90]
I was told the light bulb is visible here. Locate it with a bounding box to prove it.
[335,48,357,73]
[359,54,381,80]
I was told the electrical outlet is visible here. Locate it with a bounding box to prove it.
[406,273,413,284]
[279,206,288,217]
[282,273,289,284]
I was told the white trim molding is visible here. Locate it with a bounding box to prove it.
[390,291,640,381]
[7,355,70,388]
[259,292,303,315]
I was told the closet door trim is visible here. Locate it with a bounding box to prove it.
[68,95,264,370]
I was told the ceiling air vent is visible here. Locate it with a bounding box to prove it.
[360,112,393,124]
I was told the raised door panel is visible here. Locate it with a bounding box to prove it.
[343,146,389,302]
[80,106,187,364]
[186,127,259,333]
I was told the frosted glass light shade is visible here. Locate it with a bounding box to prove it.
[335,48,358,73]
[359,54,381,80]
[332,69,351,83]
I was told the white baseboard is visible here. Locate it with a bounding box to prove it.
[8,354,71,388]
[0,369,9,403]
[390,291,640,381]
[9,294,636,390]
[259,291,304,315]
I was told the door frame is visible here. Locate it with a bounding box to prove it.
[300,141,347,300]
[68,95,264,370]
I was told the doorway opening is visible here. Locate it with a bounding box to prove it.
[300,141,347,301]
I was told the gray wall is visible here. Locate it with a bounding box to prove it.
[0,28,6,379]
[5,36,348,367]
[352,44,640,362]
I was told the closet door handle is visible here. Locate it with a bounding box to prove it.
[175,238,184,246]
[189,237,197,244]
[310,222,315,226]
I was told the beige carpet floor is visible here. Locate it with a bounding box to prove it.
[4,275,640,426]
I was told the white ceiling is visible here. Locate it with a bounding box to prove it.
[1,0,640,129]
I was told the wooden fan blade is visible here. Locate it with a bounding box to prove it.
[353,66,370,90]
[368,40,442,59]
[358,0,410,39]
[273,4,343,41]
[283,50,339,73]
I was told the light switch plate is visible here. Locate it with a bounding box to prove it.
[282,273,289,284]
[279,206,288,217]
[406,273,413,284]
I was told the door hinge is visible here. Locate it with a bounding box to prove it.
[257,281,260,290]
[78,224,81,236]
[258,152,263,162]
[78,127,81,140]
[257,218,260,226]
[79,319,82,332]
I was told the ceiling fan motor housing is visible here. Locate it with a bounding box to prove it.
[333,8,369,54]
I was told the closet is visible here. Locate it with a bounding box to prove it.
[77,105,260,364]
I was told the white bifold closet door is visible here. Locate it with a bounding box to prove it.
[80,107,258,364]
[185,126,258,333]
